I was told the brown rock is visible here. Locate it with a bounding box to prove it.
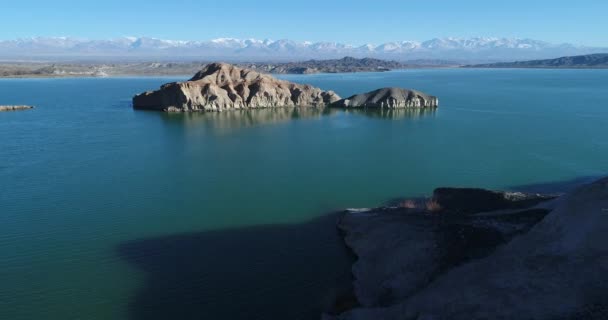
[132,63,341,112]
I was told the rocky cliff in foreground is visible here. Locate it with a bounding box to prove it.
[329,177,608,319]
[132,63,341,112]
[331,88,438,109]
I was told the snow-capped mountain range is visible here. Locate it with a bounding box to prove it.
[0,36,606,62]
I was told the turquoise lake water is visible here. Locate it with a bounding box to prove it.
[1,69,608,319]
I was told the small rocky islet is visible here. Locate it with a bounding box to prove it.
[331,87,438,108]
[0,105,34,112]
[132,62,438,112]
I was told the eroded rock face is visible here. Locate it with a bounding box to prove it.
[336,189,554,311]
[132,63,341,112]
[332,178,608,320]
[331,88,438,109]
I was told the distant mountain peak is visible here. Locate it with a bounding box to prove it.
[0,36,605,63]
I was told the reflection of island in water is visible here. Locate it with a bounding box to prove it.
[343,107,437,120]
[158,107,437,133]
[160,107,336,133]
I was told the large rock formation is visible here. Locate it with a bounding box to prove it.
[0,105,33,112]
[330,177,608,320]
[132,63,341,112]
[331,88,438,109]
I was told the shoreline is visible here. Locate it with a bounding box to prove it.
[0,69,448,79]
[4,66,608,79]
[464,66,608,70]
[0,59,458,79]
[0,74,194,79]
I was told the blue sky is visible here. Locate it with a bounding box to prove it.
[3,0,608,46]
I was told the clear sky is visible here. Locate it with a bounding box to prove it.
[3,0,608,46]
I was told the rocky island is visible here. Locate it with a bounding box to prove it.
[331,87,438,109]
[133,63,341,112]
[328,177,608,320]
[0,105,34,112]
[133,63,439,112]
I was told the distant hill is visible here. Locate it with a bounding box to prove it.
[466,53,608,68]
[0,57,409,78]
[242,57,405,74]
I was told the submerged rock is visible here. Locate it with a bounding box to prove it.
[0,105,33,112]
[331,87,438,109]
[332,178,608,320]
[132,63,341,112]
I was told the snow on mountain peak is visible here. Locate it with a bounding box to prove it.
[0,36,603,62]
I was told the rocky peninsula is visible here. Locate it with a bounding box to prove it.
[331,88,438,109]
[132,63,341,112]
[328,177,608,320]
[0,105,34,112]
[467,53,608,69]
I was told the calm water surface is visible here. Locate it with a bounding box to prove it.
[1,69,608,319]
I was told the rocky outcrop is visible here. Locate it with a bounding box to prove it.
[132,63,341,112]
[0,105,34,111]
[331,177,608,320]
[335,189,555,311]
[331,88,438,109]
[432,187,556,214]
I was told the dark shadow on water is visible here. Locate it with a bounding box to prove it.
[118,213,355,320]
[118,175,604,320]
